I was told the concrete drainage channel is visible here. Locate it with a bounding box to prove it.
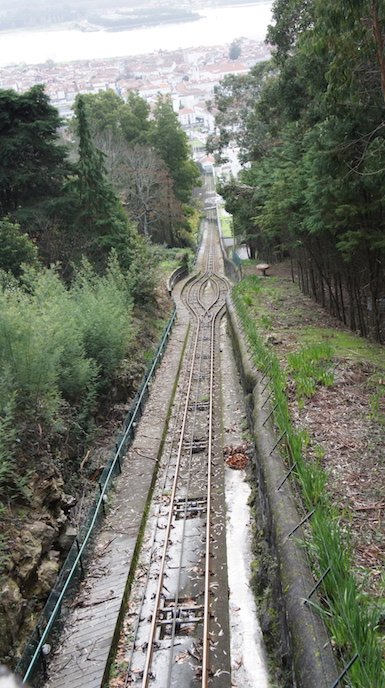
[226,295,340,688]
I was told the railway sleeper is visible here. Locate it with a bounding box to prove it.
[192,400,210,411]
[158,599,204,638]
[192,373,209,381]
[183,438,207,453]
[173,497,207,519]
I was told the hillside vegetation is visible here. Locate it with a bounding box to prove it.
[206,1,385,682]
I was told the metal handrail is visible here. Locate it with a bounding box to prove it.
[17,307,177,685]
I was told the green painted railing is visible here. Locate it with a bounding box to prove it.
[16,307,178,685]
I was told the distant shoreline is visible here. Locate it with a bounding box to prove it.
[0,2,266,36]
[0,12,201,36]
[83,8,201,33]
[0,3,273,67]
[104,15,201,33]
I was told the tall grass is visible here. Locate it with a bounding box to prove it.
[71,254,133,384]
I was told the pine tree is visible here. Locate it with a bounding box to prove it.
[229,40,241,61]
[71,94,135,268]
[73,94,124,234]
[0,85,70,214]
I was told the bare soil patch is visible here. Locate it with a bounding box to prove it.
[290,371,385,594]
[244,262,385,600]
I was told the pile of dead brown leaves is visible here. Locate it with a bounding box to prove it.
[223,444,249,470]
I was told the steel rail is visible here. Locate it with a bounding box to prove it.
[201,301,220,687]
[140,316,204,688]
[198,274,221,315]
[164,317,209,688]
[200,218,228,687]
[193,229,227,688]
[184,270,208,317]
[195,232,221,314]
[122,321,197,688]
[138,212,228,688]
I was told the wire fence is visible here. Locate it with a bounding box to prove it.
[16,302,180,686]
[232,290,385,688]
[215,202,241,283]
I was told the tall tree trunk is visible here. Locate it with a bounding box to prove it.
[338,273,347,325]
[347,275,356,331]
[354,279,367,337]
[371,0,385,103]
[333,273,342,321]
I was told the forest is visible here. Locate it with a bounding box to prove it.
[0,85,200,663]
[208,0,385,343]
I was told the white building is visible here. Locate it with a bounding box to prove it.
[178,107,196,126]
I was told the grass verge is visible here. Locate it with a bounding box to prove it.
[233,275,385,688]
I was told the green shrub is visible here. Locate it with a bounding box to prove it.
[125,238,158,304]
[72,254,133,384]
[0,255,133,425]
[0,220,38,277]
[0,283,62,418]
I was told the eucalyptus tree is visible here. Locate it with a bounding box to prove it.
[79,89,152,146]
[266,0,315,66]
[206,61,275,164]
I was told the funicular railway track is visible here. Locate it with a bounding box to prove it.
[19,178,266,688]
[119,211,231,688]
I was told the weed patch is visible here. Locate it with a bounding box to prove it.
[287,342,334,407]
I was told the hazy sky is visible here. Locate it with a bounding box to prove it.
[0,0,199,9]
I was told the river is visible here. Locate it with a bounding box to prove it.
[0,2,273,68]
